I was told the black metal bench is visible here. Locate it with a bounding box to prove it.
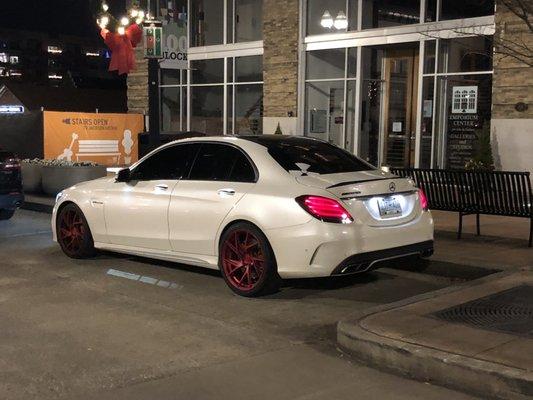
[390,168,532,247]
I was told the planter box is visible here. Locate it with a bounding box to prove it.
[21,162,43,194]
[41,165,107,196]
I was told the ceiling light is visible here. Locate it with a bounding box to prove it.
[320,10,334,29]
[334,11,348,30]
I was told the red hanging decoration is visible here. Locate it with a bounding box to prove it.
[100,24,142,75]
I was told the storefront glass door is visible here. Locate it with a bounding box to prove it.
[359,45,418,168]
[381,48,418,168]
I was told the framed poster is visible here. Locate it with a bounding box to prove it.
[310,109,327,133]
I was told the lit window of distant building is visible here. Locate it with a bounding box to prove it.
[47,46,63,54]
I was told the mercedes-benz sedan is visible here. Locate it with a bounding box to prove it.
[53,135,434,296]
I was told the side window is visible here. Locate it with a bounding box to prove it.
[188,143,256,182]
[131,143,199,181]
[229,151,256,182]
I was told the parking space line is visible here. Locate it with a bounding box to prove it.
[106,268,182,290]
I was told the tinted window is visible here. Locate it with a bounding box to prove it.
[188,143,256,182]
[229,152,256,182]
[131,144,200,181]
[252,138,373,175]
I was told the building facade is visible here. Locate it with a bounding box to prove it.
[129,0,533,173]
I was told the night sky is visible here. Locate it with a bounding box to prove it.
[0,0,126,38]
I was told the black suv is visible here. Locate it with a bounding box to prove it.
[0,148,23,220]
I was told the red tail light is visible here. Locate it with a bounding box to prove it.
[296,195,353,223]
[2,158,20,170]
[419,189,429,211]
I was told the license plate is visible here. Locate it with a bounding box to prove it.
[378,196,402,218]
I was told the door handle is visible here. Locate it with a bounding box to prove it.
[217,188,236,197]
[155,184,169,190]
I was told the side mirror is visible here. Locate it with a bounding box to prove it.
[116,168,131,182]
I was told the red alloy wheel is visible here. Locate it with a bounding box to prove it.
[221,230,266,292]
[58,208,86,254]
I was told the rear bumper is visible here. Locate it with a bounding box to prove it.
[0,192,24,210]
[331,240,434,275]
[265,210,434,279]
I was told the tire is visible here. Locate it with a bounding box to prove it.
[56,203,97,259]
[219,222,280,297]
[0,209,15,220]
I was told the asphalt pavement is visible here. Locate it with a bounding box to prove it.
[0,209,493,400]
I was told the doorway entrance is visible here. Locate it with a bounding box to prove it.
[381,48,419,168]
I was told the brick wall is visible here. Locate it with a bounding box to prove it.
[262,0,300,118]
[492,0,533,119]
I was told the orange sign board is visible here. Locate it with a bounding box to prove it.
[43,111,144,166]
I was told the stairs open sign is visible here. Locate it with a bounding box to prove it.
[143,21,163,59]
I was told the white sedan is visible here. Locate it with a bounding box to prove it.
[52,135,434,296]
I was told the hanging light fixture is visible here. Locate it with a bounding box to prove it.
[334,11,348,30]
[320,10,334,29]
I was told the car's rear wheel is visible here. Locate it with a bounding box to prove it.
[0,209,15,220]
[57,203,96,259]
[219,223,280,297]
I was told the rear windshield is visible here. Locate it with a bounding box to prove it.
[265,140,374,175]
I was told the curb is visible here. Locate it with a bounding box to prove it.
[337,268,533,400]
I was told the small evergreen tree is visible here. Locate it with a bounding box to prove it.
[465,122,494,170]
[274,122,283,135]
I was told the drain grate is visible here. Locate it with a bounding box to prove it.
[432,285,533,338]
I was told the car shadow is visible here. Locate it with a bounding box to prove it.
[93,251,425,301]
[95,250,222,278]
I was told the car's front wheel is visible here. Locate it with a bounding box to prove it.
[57,203,96,259]
[219,223,280,297]
[0,209,15,220]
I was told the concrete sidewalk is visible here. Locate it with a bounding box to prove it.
[338,267,533,400]
[432,210,532,269]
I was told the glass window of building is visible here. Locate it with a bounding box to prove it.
[230,55,264,135]
[425,0,494,22]
[191,0,262,47]
[361,0,420,29]
[421,35,493,169]
[437,36,493,74]
[190,59,225,134]
[359,47,384,166]
[440,0,494,20]
[304,48,357,149]
[190,0,224,46]
[161,69,187,132]
[186,55,263,135]
[306,0,358,35]
[227,0,263,42]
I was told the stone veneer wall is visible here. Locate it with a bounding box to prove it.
[127,47,149,115]
[262,0,300,134]
[491,0,533,174]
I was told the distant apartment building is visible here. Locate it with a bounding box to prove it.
[0,29,125,92]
